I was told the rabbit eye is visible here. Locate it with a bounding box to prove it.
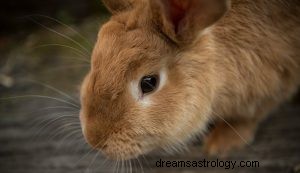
[140,75,159,94]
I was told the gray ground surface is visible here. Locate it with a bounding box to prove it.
[0,16,300,173]
[2,97,300,173]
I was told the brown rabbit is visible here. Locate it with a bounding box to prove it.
[79,0,300,159]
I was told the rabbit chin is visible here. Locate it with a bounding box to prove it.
[88,136,179,160]
[102,129,207,160]
[83,132,156,160]
[84,119,209,160]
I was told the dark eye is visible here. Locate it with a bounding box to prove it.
[140,75,159,94]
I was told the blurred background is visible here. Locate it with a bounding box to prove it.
[0,0,300,173]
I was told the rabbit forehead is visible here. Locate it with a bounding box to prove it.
[90,20,172,88]
[94,25,148,65]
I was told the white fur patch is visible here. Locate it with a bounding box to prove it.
[129,80,140,101]
[197,26,212,39]
[140,96,152,107]
[158,68,167,91]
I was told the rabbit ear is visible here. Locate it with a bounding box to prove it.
[150,0,230,44]
[102,0,135,14]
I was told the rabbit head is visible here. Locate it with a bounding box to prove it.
[80,0,230,160]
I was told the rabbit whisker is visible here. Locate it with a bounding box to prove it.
[55,129,83,148]
[50,124,82,141]
[213,112,250,146]
[84,151,100,173]
[25,14,93,48]
[27,17,91,55]
[42,64,90,73]
[75,140,104,166]
[33,44,90,61]
[26,80,80,104]
[32,113,79,136]
[137,157,144,173]
[0,95,80,108]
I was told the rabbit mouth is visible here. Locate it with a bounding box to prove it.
[80,124,151,160]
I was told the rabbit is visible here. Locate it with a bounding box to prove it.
[79,0,300,160]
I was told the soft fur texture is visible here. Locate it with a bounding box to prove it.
[80,0,300,160]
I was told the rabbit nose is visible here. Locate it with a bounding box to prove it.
[82,117,111,149]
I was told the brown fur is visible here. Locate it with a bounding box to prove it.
[80,0,300,159]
